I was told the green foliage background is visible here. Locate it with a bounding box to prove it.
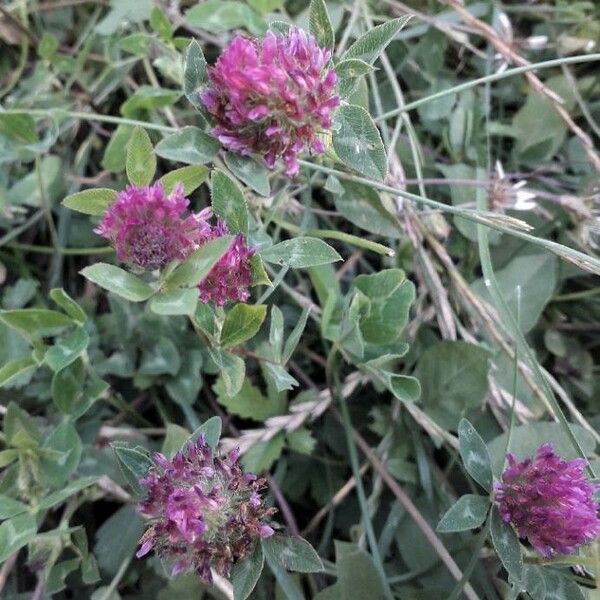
[0,0,599,598]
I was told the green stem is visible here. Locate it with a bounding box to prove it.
[376,53,600,121]
[448,516,491,600]
[2,108,177,133]
[552,287,600,302]
[7,242,114,255]
[0,211,44,247]
[273,218,395,257]
[525,553,597,567]
[326,345,394,600]
[298,160,600,276]
[476,191,594,476]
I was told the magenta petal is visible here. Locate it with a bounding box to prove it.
[199,27,339,177]
[495,443,600,557]
[136,437,276,582]
[259,525,274,538]
[95,182,202,270]
[136,539,154,558]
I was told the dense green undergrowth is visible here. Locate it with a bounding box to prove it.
[0,0,599,598]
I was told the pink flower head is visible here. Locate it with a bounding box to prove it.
[201,27,340,176]
[495,443,600,557]
[95,182,202,270]
[137,437,276,582]
[195,209,255,306]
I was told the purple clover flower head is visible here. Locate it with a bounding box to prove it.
[201,27,340,177]
[194,209,255,306]
[95,182,202,270]
[137,437,276,582]
[494,443,600,557]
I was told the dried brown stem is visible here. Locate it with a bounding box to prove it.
[442,0,600,172]
[332,408,481,600]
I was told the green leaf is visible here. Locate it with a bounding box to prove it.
[0,356,37,387]
[190,416,222,449]
[0,308,73,336]
[287,428,316,455]
[167,236,233,288]
[44,327,89,372]
[242,433,284,472]
[81,554,100,585]
[155,127,220,165]
[263,549,305,600]
[2,279,38,309]
[126,126,156,186]
[102,124,132,173]
[162,423,191,458]
[334,180,401,238]
[213,378,282,422]
[261,238,341,268]
[49,288,87,324]
[333,105,387,181]
[166,349,203,407]
[51,359,86,415]
[336,59,376,100]
[94,506,145,576]
[490,506,522,583]
[4,403,41,448]
[149,288,198,316]
[416,342,490,429]
[150,7,172,41]
[0,450,18,468]
[471,251,557,334]
[0,513,37,563]
[121,87,180,118]
[247,0,282,12]
[437,494,489,533]
[46,558,81,594]
[159,165,209,196]
[211,169,249,236]
[62,188,117,216]
[361,355,421,403]
[184,1,264,35]
[95,0,153,35]
[80,263,154,302]
[250,254,271,286]
[139,337,181,376]
[232,542,264,600]
[0,114,38,144]
[38,32,59,59]
[320,541,388,599]
[262,535,324,573]
[184,40,209,110]
[264,363,299,392]
[281,308,310,363]
[208,348,245,397]
[354,269,414,344]
[342,16,411,64]
[220,304,267,348]
[336,58,374,80]
[224,152,270,197]
[512,75,576,162]
[309,0,334,49]
[269,305,284,361]
[0,495,28,520]
[538,569,586,600]
[458,419,493,492]
[40,421,82,486]
[111,442,154,496]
